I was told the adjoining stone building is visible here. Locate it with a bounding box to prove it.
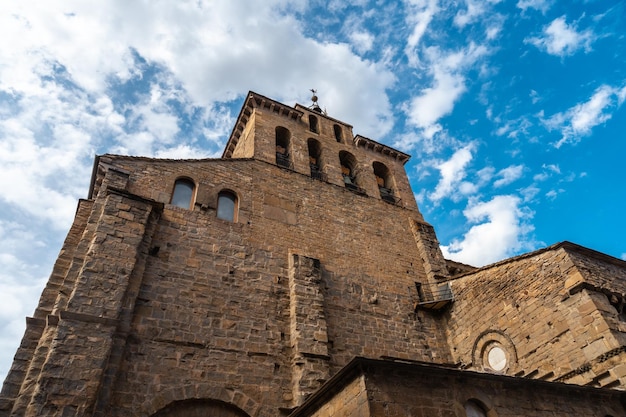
[1,91,625,417]
[291,358,625,417]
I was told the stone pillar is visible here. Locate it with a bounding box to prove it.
[34,200,94,320]
[10,189,159,417]
[288,254,330,406]
[0,318,45,414]
[0,200,93,414]
[410,220,449,282]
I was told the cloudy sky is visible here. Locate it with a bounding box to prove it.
[1,0,625,383]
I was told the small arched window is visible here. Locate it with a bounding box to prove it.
[464,400,488,417]
[275,126,292,169]
[171,178,195,209]
[307,138,325,181]
[217,190,238,222]
[333,124,343,143]
[309,115,319,133]
[373,161,396,204]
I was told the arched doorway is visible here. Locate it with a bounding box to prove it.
[150,399,251,417]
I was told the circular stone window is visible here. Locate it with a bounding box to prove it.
[473,331,517,374]
[487,345,507,371]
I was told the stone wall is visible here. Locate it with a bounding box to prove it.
[3,91,623,417]
[92,155,451,416]
[1,145,452,416]
[1,184,162,416]
[566,247,626,350]
[363,360,625,417]
[292,359,626,417]
[445,244,626,388]
[299,374,369,417]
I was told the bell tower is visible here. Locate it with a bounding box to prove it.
[222,91,422,213]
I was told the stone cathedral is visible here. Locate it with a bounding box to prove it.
[1,91,625,417]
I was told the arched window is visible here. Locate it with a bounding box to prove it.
[333,124,343,143]
[217,190,238,222]
[275,126,292,169]
[339,151,364,194]
[373,161,396,204]
[307,138,325,181]
[464,400,488,417]
[309,115,319,133]
[170,178,195,209]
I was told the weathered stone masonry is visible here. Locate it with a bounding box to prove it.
[2,91,625,417]
[288,254,329,405]
[5,184,161,417]
[445,243,626,389]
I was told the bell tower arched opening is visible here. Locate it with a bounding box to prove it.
[308,138,325,181]
[373,161,397,204]
[275,126,292,169]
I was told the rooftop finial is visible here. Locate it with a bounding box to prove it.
[309,88,323,113]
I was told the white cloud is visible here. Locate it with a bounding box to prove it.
[476,166,496,185]
[485,24,502,40]
[328,0,368,12]
[543,84,626,147]
[393,127,446,154]
[520,185,540,202]
[621,253,626,261]
[530,89,541,104]
[493,115,533,140]
[429,144,476,202]
[408,71,466,130]
[494,165,524,188]
[533,163,560,181]
[441,195,534,266]
[454,0,485,28]
[458,181,479,196]
[454,0,502,29]
[545,188,564,200]
[516,0,552,14]
[525,16,595,57]
[543,163,561,174]
[348,30,375,54]
[0,92,111,228]
[1,1,396,141]
[495,123,511,137]
[404,0,440,67]
[571,87,618,131]
[618,86,626,105]
[126,86,180,147]
[404,43,489,148]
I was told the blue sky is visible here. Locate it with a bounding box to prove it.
[1,0,625,383]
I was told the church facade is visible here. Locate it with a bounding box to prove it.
[1,92,625,416]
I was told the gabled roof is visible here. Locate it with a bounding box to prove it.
[445,241,626,296]
[448,241,626,278]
